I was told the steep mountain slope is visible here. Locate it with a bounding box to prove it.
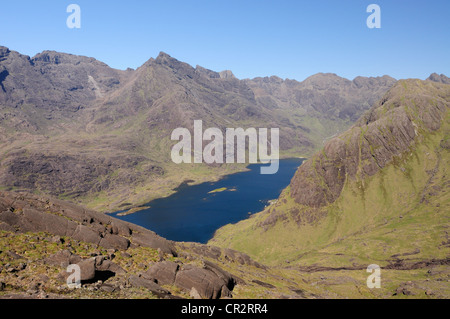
[0,46,130,130]
[0,46,395,212]
[245,73,396,147]
[210,79,450,297]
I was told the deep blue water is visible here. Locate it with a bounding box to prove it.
[111,158,304,243]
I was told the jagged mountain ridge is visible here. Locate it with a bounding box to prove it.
[0,47,131,127]
[0,45,396,211]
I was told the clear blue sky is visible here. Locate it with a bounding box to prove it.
[1,0,449,81]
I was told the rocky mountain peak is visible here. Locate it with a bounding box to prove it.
[303,73,350,88]
[427,73,450,84]
[31,50,109,69]
[0,46,11,59]
[352,75,396,88]
[155,51,179,66]
[32,51,65,64]
[153,51,194,74]
[219,70,236,79]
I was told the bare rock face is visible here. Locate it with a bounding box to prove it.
[76,258,97,281]
[128,275,172,298]
[44,250,82,267]
[145,261,179,286]
[245,73,396,122]
[145,260,236,299]
[0,46,128,115]
[427,73,450,84]
[0,46,399,209]
[0,191,176,255]
[290,79,450,208]
[174,263,235,299]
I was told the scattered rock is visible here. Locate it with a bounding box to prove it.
[425,289,434,296]
[394,285,414,296]
[7,251,25,260]
[99,233,130,250]
[121,252,131,258]
[94,256,126,275]
[252,280,275,289]
[100,283,116,293]
[128,275,171,298]
[44,250,81,268]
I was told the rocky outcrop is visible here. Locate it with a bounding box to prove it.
[145,260,179,286]
[0,46,129,115]
[427,73,450,84]
[128,275,173,298]
[145,260,235,299]
[0,191,176,254]
[290,79,450,208]
[0,191,258,299]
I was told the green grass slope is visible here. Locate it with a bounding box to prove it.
[210,79,450,273]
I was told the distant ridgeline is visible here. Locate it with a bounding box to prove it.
[1,45,397,212]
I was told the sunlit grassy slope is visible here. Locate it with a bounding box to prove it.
[210,81,450,271]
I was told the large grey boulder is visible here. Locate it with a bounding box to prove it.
[145,261,179,285]
[145,259,236,299]
[174,264,233,299]
[77,258,96,281]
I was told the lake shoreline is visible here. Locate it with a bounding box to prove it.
[110,156,307,217]
[110,158,305,243]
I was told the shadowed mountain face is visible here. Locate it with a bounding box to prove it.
[0,46,396,211]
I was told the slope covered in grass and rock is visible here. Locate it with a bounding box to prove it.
[0,190,269,299]
[210,79,450,298]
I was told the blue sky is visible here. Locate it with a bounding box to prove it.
[1,0,449,81]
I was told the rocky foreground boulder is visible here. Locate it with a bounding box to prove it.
[0,191,256,299]
[0,191,175,254]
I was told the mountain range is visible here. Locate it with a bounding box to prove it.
[0,46,396,212]
[0,45,449,299]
